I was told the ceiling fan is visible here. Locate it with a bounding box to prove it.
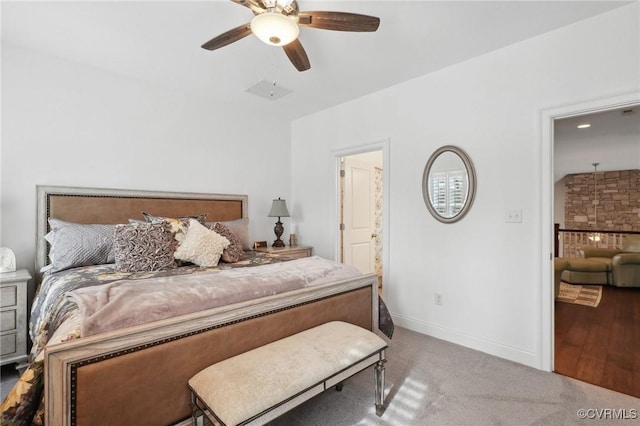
[201,0,380,72]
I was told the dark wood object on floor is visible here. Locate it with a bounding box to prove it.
[555,285,640,398]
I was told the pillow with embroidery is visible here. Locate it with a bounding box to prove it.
[44,218,116,273]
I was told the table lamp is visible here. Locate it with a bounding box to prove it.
[268,198,290,247]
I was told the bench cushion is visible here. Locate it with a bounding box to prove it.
[188,321,386,425]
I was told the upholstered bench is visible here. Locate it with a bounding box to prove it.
[188,321,388,426]
[560,257,609,285]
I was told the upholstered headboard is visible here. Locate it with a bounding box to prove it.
[35,185,248,275]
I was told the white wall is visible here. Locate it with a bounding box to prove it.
[291,4,640,368]
[1,44,291,297]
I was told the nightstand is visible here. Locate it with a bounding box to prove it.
[1,269,30,369]
[255,245,313,259]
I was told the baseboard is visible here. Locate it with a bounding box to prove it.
[391,313,540,369]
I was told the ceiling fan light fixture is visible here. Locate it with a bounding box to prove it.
[251,12,299,46]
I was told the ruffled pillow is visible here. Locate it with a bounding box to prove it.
[211,223,244,263]
[206,218,250,250]
[174,219,230,268]
[114,222,177,272]
[141,214,206,252]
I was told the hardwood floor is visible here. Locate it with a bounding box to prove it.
[555,284,640,398]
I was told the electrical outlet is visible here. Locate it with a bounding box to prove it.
[506,208,523,223]
[435,293,443,306]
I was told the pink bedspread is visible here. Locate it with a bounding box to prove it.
[66,256,361,337]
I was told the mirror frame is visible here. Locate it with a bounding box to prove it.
[422,145,477,223]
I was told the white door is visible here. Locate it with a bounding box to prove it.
[343,157,376,274]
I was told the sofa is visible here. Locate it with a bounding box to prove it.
[560,236,640,288]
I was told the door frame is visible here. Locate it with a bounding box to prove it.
[540,91,640,372]
[333,139,390,288]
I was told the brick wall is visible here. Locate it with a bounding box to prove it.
[564,169,640,231]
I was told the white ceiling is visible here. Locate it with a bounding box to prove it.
[1,1,632,121]
[555,106,640,180]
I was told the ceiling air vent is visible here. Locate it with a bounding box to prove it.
[246,79,292,101]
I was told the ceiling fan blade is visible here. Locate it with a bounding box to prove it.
[298,11,380,32]
[283,39,310,72]
[201,23,252,51]
[231,0,265,14]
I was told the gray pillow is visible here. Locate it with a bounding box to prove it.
[44,218,115,273]
[114,222,177,272]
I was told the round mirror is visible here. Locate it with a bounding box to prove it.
[422,145,476,223]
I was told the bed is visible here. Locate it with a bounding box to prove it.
[1,185,391,426]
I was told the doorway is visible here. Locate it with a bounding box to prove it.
[542,92,640,394]
[338,150,384,289]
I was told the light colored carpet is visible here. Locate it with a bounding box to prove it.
[4,327,637,425]
[557,282,603,307]
[269,326,638,426]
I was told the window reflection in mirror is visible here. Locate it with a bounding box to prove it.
[422,146,476,223]
[429,151,467,217]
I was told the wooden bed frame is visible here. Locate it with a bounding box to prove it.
[36,185,378,426]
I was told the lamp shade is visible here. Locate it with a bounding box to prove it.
[250,12,299,46]
[268,198,290,218]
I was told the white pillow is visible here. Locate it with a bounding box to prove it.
[174,219,230,267]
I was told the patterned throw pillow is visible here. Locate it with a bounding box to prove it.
[142,212,208,225]
[212,223,244,263]
[206,218,250,250]
[44,218,116,273]
[114,222,177,272]
[141,212,208,248]
[174,219,230,268]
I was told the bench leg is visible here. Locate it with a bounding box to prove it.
[374,356,386,416]
[191,392,204,426]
